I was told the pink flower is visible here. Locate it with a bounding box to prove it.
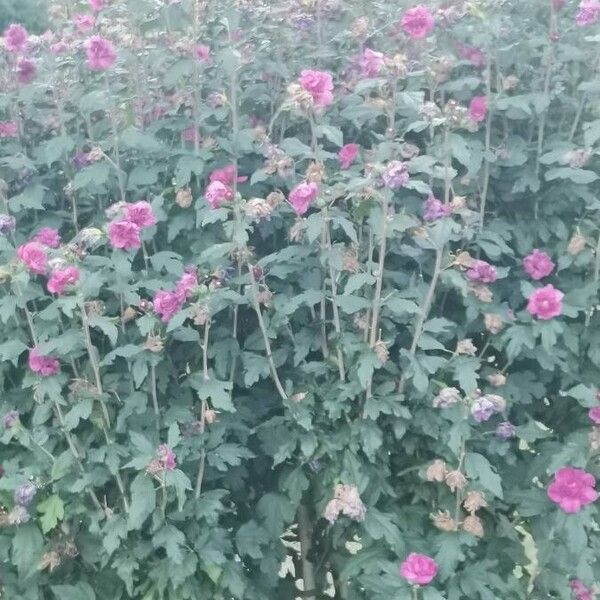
[17,242,48,274]
[400,553,438,586]
[3,24,28,53]
[289,182,318,216]
[338,143,359,170]
[527,284,564,320]
[16,58,36,85]
[85,35,116,71]
[553,0,568,8]
[47,266,80,295]
[466,260,497,284]
[589,407,600,424]
[469,96,488,123]
[299,70,334,107]
[577,0,600,26]
[455,43,485,68]
[359,48,385,77]
[33,227,61,248]
[401,6,435,39]
[51,41,69,55]
[89,0,107,11]
[108,220,141,250]
[547,467,598,513]
[570,580,595,600]
[153,290,184,322]
[157,444,177,471]
[74,14,96,32]
[523,249,555,280]
[209,165,247,186]
[423,195,452,222]
[205,181,233,209]
[382,160,409,188]
[182,127,200,143]
[123,201,156,229]
[194,44,211,63]
[175,269,198,300]
[28,347,60,377]
[0,121,18,138]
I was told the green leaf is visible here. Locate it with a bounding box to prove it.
[153,524,186,564]
[37,494,65,533]
[51,583,96,600]
[0,339,28,366]
[188,376,234,411]
[166,469,192,511]
[128,473,156,530]
[464,452,503,498]
[236,521,269,559]
[12,523,43,578]
[565,383,598,407]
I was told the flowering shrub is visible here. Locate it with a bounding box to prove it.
[1,1,600,599]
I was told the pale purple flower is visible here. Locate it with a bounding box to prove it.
[466,260,497,284]
[577,0,600,26]
[471,396,496,423]
[15,482,36,506]
[382,160,409,188]
[423,195,452,221]
[0,214,16,236]
[2,410,19,429]
[3,24,29,53]
[496,421,516,440]
[433,387,460,408]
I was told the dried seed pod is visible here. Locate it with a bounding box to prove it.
[432,510,457,532]
[426,459,447,482]
[462,514,484,537]
[445,470,468,492]
[463,490,488,513]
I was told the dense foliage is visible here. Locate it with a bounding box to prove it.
[0,0,48,34]
[1,1,600,599]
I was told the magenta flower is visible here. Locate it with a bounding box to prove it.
[51,41,69,55]
[469,96,488,123]
[194,44,212,63]
[496,421,516,440]
[28,347,60,377]
[466,260,497,284]
[157,444,177,471]
[382,160,409,188]
[570,580,595,600]
[89,0,107,10]
[589,407,600,424]
[359,48,385,77]
[3,24,29,53]
[527,284,563,320]
[181,127,200,143]
[289,182,319,216]
[85,35,116,71]
[74,14,96,32]
[47,266,80,295]
[33,227,61,248]
[338,143,359,170]
[16,58,36,85]
[523,249,555,280]
[423,195,452,222]
[175,269,198,300]
[205,181,233,209]
[108,220,141,250]
[17,242,48,274]
[123,201,156,229]
[455,43,485,68]
[401,6,435,39]
[400,553,438,586]
[577,0,600,26]
[0,121,18,138]
[298,69,334,107]
[209,165,247,186]
[547,467,598,513]
[153,289,185,322]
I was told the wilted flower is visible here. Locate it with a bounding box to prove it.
[2,410,19,429]
[547,467,598,513]
[566,148,591,168]
[496,421,516,440]
[15,482,36,506]
[74,14,96,32]
[445,470,467,492]
[472,284,493,302]
[351,16,370,38]
[7,505,30,525]
[374,340,389,364]
[145,333,163,353]
[324,484,366,523]
[463,490,488,513]
[456,339,477,356]
[523,249,555,280]
[39,551,62,572]
[433,387,461,408]
[175,187,193,208]
[382,161,409,188]
[359,48,385,77]
[466,260,497,284]
[0,214,16,235]
[487,373,506,387]
[157,444,177,471]
[426,459,447,482]
[590,427,600,451]
[484,313,504,334]
[194,44,211,63]
[462,514,484,537]
[432,510,457,532]
[568,233,587,255]
[527,285,564,320]
[400,553,438,586]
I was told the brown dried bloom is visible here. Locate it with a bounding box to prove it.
[87,147,104,162]
[287,82,314,112]
[39,551,62,572]
[354,312,369,332]
[502,75,519,91]
[471,284,493,303]
[589,427,600,451]
[190,304,210,327]
[342,247,360,273]
[350,16,370,38]
[450,195,467,211]
[204,409,218,425]
[454,251,474,268]
[266,190,285,208]
[462,514,484,537]
[399,142,420,159]
[426,459,447,482]
[122,306,138,323]
[244,198,273,222]
[565,149,591,169]
[176,187,193,208]
[85,300,105,317]
[456,338,477,356]
[463,490,488,514]
[484,313,504,334]
[145,333,164,353]
[374,340,389,364]
[306,161,325,183]
[568,233,587,256]
[487,373,506,387]
[324,484,366,524]
[386,53,408,78]
[257,288,273,306]
[291,392,307,404]
[290,219,306,243]
[432,510,457,532]
[145,458,163,477]
[445,470,468,492]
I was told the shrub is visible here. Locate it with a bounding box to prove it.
[1,1,600,599]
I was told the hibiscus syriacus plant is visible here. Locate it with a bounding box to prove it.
[1,1,600,599]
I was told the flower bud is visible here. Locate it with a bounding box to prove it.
[176,187,193,208]
[445,470,467,492]
[456,338,477,356]
[432,510,457,532]
[462,514,484,537]
[463,490,487,513]
[484,313,504,334]
[426,459,447,482]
